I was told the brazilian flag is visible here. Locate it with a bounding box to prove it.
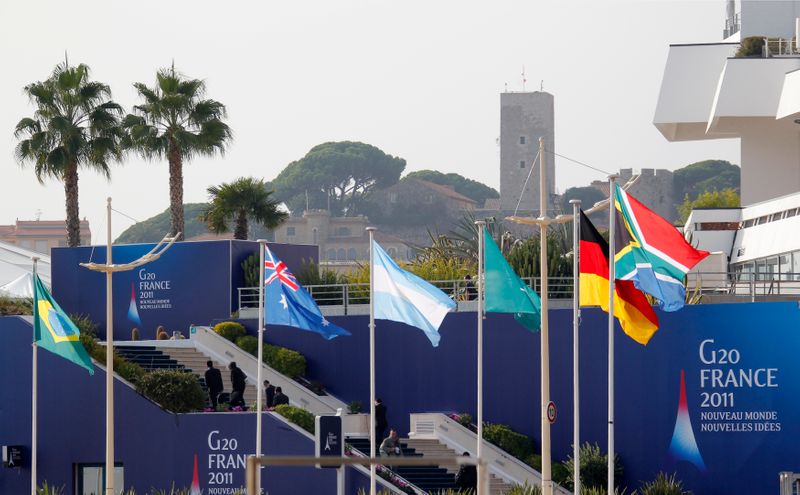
[33,274,94,374]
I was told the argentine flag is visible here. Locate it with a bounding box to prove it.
[371,240,456,346]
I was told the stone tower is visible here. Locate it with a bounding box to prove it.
[499,91,555,214]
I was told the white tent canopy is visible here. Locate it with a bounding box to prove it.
[0,242,51,296]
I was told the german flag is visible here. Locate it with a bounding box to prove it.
[579,210,659,345]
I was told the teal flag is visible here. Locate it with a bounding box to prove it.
[483,229,541,332]
[33,274,94,374]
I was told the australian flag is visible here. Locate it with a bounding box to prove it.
[264,246,351,340]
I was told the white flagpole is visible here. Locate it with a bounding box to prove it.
[256,240,266,493]
[31,256,39,495]
[475,220,486,494]
[367,227,377,495]
[570,200,581,495]
[105,197,115,495]
[607,176,618,495]
[538,137,553,495]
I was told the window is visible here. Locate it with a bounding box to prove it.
[77,464,124,495]
[335,227,351,237]
[337,248,346,260]
[743,219,755,228]
[286,227,296,236]
[786,208,798,218]
[756,215,769,225]
[769,212,782,222]
[388,192,398,204]
[35,240,48,253]
[326,249,336,260]
[387,247,397,258]
[519,136,526,144]
[519,160,526,168]
[20,240,32,249]
[347,248,357,261]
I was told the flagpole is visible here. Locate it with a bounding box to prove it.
[570,200,581,495]
[256,239,267,494]
[367,226,377,495]
[538,136,553,495]
[31,256,39,495]
[607,176,618,495]
[105,197,115,495]
[475,220,486,495]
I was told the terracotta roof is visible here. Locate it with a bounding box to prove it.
[412,180,477,205]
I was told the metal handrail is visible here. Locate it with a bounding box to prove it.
[238,272,800,313]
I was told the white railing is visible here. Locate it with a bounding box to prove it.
[239,277,576,315]
[778,471,800,495]
[190,326,355,423]
[238,272,800,316]
[408,413,572,494]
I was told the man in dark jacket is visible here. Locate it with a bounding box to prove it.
[204,361,223,409]
[228,362,246,408]
[263,379,276,409]
[455,451,477,491]
[374,398,388,455]
[272,387,289,406]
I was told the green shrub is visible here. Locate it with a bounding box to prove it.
[736,36,764,57]
[274,404,315,433]
[637,472,692,495]
[213,321,247,342]
[137,370,205,413]
[70,314,98,338]
[241,253,260,288]
[456,412,473,428]
[562,442,623,491]
[483,423,534,460]
[236,335,259,355]
[81,337,145,386]
[36,482,65,495]
[348,400,363,414]
[552,462,570,486]
[271,346,306,378]
[526,453,542,471]
[503,482,542,495]
[0,297,32,315]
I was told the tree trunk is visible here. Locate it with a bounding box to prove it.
[167,138,184,240]
[234,210,248,240]
[64,161,81,247]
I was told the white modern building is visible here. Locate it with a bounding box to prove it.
[658,1,800,284]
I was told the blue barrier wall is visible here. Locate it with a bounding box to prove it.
[0,316,372,495]
[51,241,316,341]
[251,301,800,494]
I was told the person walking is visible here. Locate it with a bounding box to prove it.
[375,398,388,455]
[204,361,223,409]
[263,379,276,409]
[455,451,477,491]
[228,362,246,408]
[272,386,289,407]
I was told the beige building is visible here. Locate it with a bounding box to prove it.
[274,210,411,263]
[0,219,91,254]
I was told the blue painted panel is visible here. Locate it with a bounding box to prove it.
[0,316,370,495]
[255,302,800,494]
[51,241,316,340]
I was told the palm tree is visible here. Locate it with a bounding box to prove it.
[14,62,124,247]
[202,177,287,240]
[123,65,232,240]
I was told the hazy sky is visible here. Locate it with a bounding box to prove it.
[0,0,738,242]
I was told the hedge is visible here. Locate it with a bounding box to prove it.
[483,423,535,461]
[213,321,247,342]
[274,404,315,433]
[137,370,205,413]
[234,336,307,379]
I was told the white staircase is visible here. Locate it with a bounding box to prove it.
[409,413,573,495]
